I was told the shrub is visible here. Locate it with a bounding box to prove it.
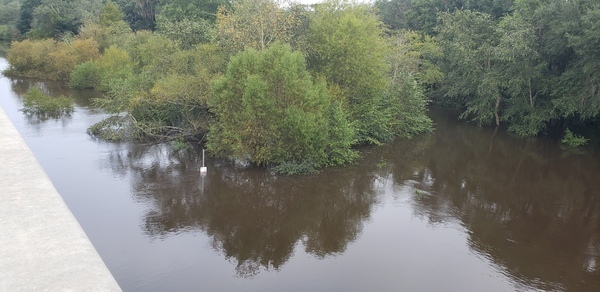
[21,87,73,116]
[47,42,77,80]
[208,44,357,172]
[95,46,135,91]
[5,38,100,80]
[5,39,55,78]
[387,73,433,139]
[71,38,100,63]
[70,61,100,89]
[562,129,589,147]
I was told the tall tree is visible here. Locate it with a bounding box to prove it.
[561,4,600,119]
[78,1,131,52]
[496,13,550,135]
[215,0,300,55]
[135,0,156,27]
[306,0,392,143]
[154,0,229,49]
[16,0,41,34]
[157,0,228,23]
[375,0,514,34]
[19,0,103,39]
[436,10,503,126]
[0,0,22,40]
[115,0,157,30]
[388,30,443,86]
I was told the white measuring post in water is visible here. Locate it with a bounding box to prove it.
[200,148,207,174]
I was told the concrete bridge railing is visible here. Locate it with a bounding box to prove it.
[0,107,122,291]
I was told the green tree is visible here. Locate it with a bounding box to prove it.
[562,4,600,119]
[0,0,21,40]
[388,30,443,86]
[216,0,300,55]
[70,60,99,89]
[16,0,41,34]
[5,37,99,80]
[155,15,213,49]
[157,0,228,23]
[114,0,157,30]
[154,0,226,49]
[78,1,131,51]
[88,39,225,141]
[99,0,124,26]
[94,45,135,94]
[121,31,179,79]
[26,0,103,39]
[495,13,551,135]
[132,0,157,30]
[208,44,356,172]
[436,10,503,126]
[124,44,226,140]
[510,0,600,132]
[386,30,437,138]
[375,0,514,34]
[385,73,433,139]
[306,0,391,144]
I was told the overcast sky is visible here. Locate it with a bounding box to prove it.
[297,0,324,4]
[295,0,371,5]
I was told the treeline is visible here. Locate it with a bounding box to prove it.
[3,0,435,174]
[5,0,597,172]
[377,0,600,136]
[0,0,20,41]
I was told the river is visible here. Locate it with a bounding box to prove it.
[1,57,598,291]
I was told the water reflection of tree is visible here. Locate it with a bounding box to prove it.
[384,108,600,291]
[106,142,380,278]
[103,108,600,288]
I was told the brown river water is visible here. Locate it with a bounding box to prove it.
[1,58,599,291]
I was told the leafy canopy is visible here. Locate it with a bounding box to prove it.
[208,44,357,171]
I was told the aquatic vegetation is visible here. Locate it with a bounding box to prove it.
[20,87,73,117]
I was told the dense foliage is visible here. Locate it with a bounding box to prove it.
[21,87,73,116]
[0,0,21,41]
[376,0,600,138]
[3,0,446,173]
[209,44,357,172]
[306,1,394,144]
[7,0,599,170]
[4,38,99,80]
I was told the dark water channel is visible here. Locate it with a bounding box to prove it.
[1,57,599,291]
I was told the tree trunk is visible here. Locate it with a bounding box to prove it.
[528,78,535,108]
[494,95,500,126]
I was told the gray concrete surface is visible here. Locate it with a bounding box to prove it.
[0,107,122,291]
